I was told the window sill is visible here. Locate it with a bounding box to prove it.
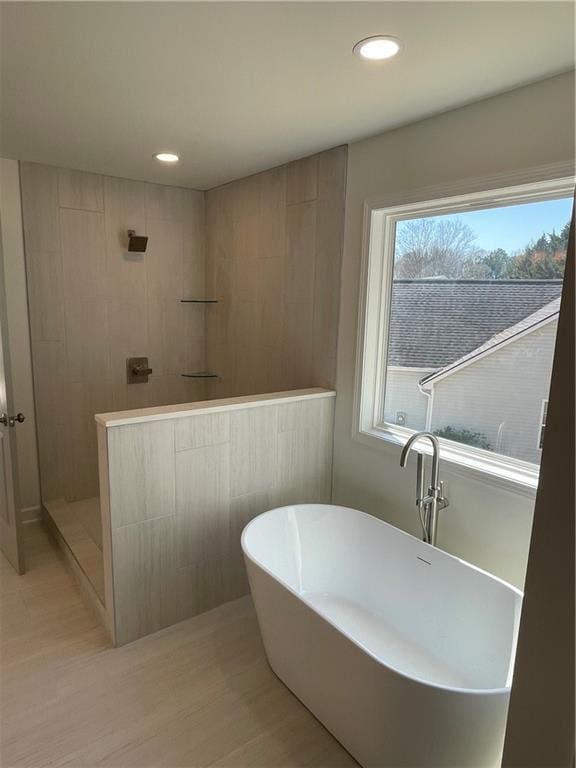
[354,424,539,500]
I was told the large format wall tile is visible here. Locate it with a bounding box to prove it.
[25,250,64,341]
[58,168,104,212]
[230,406,279,496]
[275,398,333,507]
[147,300,201,375]
[108,420,175,527]
[313,146,347,387]
[176,558,229,622]
[145,183,185,223]
[103,176,148,299]
[284,201,316,304]
[205,146,346,397]
[67,379,114,500]
[281,300,314,390]
[175,411,230,451]
[60,208,107,298]
[113,515,179,645]
[228,490,272,595]
[20,163,60,253]
[258,165,286,258]
[64,297,110,383]
[146,220,185,299]
[30,342,69,499]
[20,162,207,505]
[35,424,68,504]
[106,298,149,377]
[31,340,68,428]
[176,443,231,568]
[286,154,319,205]
[100,391,335,645]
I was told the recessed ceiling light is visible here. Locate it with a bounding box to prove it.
[154,152,180,163]
[353,36,401,61]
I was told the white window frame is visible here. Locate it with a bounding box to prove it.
[353,165,574,498]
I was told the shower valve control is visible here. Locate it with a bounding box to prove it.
[127,357,153,384]
[0,412,25,427]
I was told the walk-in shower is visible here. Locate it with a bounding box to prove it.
[20,147,347,617]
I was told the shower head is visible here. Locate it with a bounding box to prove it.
[127,230,148,253]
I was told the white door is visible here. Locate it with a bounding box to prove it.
[0,209,24,574]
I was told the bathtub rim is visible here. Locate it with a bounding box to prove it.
[241,502,523,697]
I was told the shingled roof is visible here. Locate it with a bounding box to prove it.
[388,279,563,369]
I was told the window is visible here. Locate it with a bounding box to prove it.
[355,174,574,491]
[538,400,548,450]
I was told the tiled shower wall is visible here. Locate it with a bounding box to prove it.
[20,163,206,502]
[21,147,347,503]
[205,146,347,397]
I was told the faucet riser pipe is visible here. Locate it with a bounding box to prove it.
[399,431,448,548]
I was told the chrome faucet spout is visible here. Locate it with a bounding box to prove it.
[399,431,448,547]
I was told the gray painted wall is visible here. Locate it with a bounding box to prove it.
[333,71,575,589]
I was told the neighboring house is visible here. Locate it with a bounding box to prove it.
[384,280,563,464]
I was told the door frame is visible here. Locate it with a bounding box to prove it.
[0,202,24,574]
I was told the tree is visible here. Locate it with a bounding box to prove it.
[394,217,570,281]
[508,222,569,279]
[471,248,513,279]
[394,218,482,279]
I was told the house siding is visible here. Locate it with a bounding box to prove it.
[384,369,432,430]
[429,322,557,464]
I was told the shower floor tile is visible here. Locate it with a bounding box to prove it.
[43,496,104,602]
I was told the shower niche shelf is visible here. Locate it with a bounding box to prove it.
[181,372,219,379]
[180,299,218,304]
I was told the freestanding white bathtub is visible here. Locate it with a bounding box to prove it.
[242,504,523,768]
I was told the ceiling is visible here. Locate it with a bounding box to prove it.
[1,2,574,190]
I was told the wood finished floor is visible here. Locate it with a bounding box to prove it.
[0,523,357,768]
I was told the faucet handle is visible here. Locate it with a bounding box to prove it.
[439,480,450,509]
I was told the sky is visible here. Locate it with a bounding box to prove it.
[399,196,573,254]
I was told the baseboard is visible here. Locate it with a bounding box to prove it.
[20,505,42,523]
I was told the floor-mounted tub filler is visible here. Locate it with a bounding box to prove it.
[242,504,523,768]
